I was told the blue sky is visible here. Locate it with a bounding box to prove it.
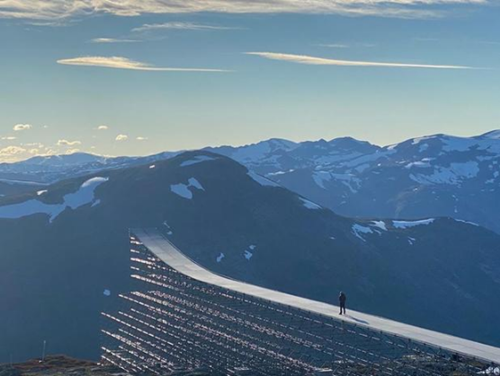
[0,0,499,162]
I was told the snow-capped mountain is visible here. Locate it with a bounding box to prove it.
[209,131,500,234]
[1,152,500,362]
[0,151,179,185]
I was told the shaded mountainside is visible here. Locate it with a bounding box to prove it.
[0,152,500,363]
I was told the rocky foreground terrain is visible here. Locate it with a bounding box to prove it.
[0,356,122,376]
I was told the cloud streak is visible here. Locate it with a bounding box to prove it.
[57,139,81,146]
[132,22,241,33]
[57,56,229,72]
[0,0,489,21]
[90,38,139,43]
[246,52,473,70]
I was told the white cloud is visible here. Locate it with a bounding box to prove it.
[57,56,229,72]
[0,0,487,20]
[132,22,241,33]
[90,38,138,43]
[246,52,473,69]
[13,124,32,131]
[57,139,82,146]
[0,145,54,163]
[97,125,109,130]
[1,136,17,140]
[115,134,129,141]
[65,148,81,154]
[136,136,149,141]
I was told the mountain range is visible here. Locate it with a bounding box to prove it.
[1,130,498,233]
[0,151,499,363]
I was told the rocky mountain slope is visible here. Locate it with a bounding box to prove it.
[0,152,499,363]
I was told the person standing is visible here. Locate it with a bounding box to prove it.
[339,291,347,315]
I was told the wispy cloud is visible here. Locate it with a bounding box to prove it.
[90,38,139,44]
[96,125,109,130]
[57,56,229,72]
[246,52,473,69]
[13,123,32,131]
[57,139,81,146]
[132,22,242,33]
[1,136,17,140]
[136,136,149,141]
[0,0,488,21]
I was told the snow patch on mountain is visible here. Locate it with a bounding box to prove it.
[410,162,480,185]
[180,155,217,167]
[454,219,480,226]
[312,171,331,189]
[412,136,435,145]
[299,197,321,210]
[352,224,373,241]
[231,139,298,165]
[64,177,109,209]
[216,252,225,263]
[393,219,435,229]
[170,178,205,200]
[371,221,388,231]
[406,161,432,169]
[0,176,108,222]
[248,171,280,187]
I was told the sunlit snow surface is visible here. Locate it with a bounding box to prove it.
[0,176,108,222]
[392,219,435,229]
[371,221,388,231]
[299,197,321,210]
[170,178,205,199]
[352,224,373,241]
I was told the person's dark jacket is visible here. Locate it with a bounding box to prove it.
[339,293,346,305]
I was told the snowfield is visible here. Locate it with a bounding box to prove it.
[170,178,205,199]
[352,224,373,241]
[0,176,108,222]
[392,219,435,229]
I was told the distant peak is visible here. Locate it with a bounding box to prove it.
[478,130,500,139]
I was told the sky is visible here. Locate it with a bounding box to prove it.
[0,0,499,162]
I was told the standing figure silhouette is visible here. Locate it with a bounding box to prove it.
[339,292,347,315]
